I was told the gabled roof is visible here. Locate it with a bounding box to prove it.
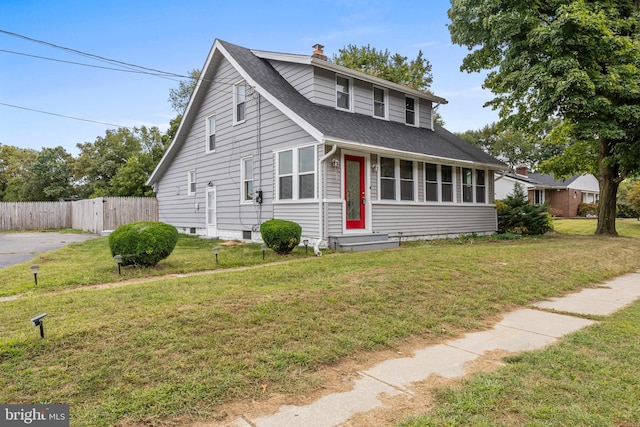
[497,171,583,189]
[148,40,506,185]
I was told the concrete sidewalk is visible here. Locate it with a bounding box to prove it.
[228,272,640,427]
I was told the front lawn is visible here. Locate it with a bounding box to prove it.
[553,217,640,237]
[1,234,640,425]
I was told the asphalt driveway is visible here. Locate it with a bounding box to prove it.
[0,232,97,269]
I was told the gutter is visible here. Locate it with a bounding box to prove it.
[316,144,338,255]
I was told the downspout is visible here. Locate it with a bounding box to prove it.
[316,144,338,256]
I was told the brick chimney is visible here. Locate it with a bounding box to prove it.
[312,44,327,61]
[515,165,529,177]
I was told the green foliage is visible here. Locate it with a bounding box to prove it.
[0,143,37,201]
[108,221,178,267]
[448,0,640,235]
[496,184,553,235]
[24,146,75,200]
[333,44,433,92]
[618,179,640,218]
[260,219,302,255]
[577,203,598,217]
[168,69,201,114]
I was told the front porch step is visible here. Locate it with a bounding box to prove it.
[328,234,399,252]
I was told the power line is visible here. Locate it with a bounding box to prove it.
[0,102,135,129]
[0,49,182,81]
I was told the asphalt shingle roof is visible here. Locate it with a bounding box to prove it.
[220,40,506,168]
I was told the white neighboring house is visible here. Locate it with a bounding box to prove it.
[147,40,507,250]
[495,166,599,217]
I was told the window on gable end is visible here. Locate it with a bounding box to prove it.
[336,75,351,111]
[206,115,215,152]
[373,86,387,118]
[187,170,196,196]
[241,157,254,202]
[405,96,417,126]
[234,81,246,124]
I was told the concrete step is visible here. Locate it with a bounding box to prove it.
[328,234,399,252]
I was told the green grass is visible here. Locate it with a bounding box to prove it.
[2,234,640,425]
[0,235,310,297]
[553,217,640,237]
[399,299,640,427]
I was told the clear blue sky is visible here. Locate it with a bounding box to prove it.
[0,0,498,155]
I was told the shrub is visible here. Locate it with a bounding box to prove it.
[577,202,598,217]
[109,221,179,267]
[496,184,553,236]
[260,219,302,255]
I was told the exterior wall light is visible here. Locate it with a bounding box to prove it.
[331,158,340,169]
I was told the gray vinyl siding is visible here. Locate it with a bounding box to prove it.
[371,204,498,237]
[418,98,433,130]
[312,68,335,107]
[353,79,371,115]
[156,56,317,236]
[270,61,314,100]
[273,203,319,236]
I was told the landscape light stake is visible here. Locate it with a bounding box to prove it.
[113,255,123,276]
[29,264,39,286]
[213,246,219,265]
[261,244,267,261]
[303,239,309,256]
[30,313,47,339]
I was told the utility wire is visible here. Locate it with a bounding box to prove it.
[0,102,135,129]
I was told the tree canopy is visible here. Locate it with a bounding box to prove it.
[449,0,640,235]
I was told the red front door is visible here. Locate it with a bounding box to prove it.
[344,155,366,229]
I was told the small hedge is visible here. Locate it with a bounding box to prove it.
[260,219,302,255]
[108,221,179,267]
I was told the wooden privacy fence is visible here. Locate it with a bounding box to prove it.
[0,197,158,233]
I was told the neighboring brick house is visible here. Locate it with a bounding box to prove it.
[495,166,599,217]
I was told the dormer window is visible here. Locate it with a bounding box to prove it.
[336,75,352,111]
[373,86,387,119]
[405,96,417,126]
[234,81,246,124]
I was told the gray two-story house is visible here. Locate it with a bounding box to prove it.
[147,40,506,248]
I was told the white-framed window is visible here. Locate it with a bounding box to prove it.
[405,96,417,126]
[380,157,396,200]
[373,86,387,119]
[276,145,316,201]
[461,168,488,203]
[187,170,196,196]
[462,168,473,202]
[425,163,438,202]
[441,165,454,202]
[476,170,486,203]
[233,81,246,124]
[534,189,545,204]
[336,75,352,111]
[400,160,414,201]
[206,115,216,152]
[241,156,254,203]
[379,157,415,201]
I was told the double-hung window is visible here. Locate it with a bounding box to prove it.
[380,157,396,200]
[400,160,414,201]
[405,96,417,126]
[476,170,486,203]
[373,86,386,118]
[241,157,254,202]
[336,75,351,111]
[441,165,454,202]
[187,170,196,196]
[425,163,438,202]
[462,168,473,202]
[277,146,316,200]
[206,115,215,152]
[234,81,246,124]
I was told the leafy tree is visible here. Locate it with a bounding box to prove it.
[449,0,640,236]
[333,44,433,92]
[168,69,201,114]
[74,126,166,198]
[0,144,37,201]
[618,179,640,219]
[23,146,74,201]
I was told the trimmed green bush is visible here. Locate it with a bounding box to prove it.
[260,219,302,255]
[108,221,179,267]
[496,184,553,235]
[578,202,598,217]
